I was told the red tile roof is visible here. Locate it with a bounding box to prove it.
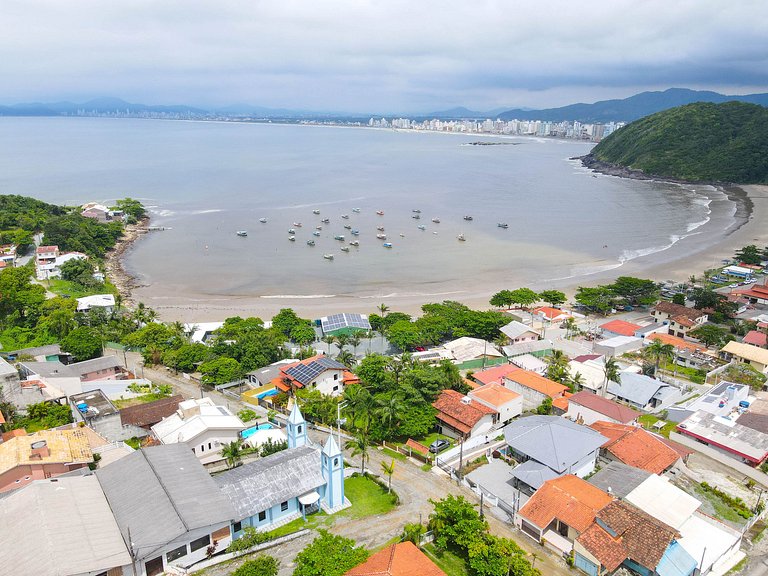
[552,396,570,412]
[469,383,520,408]
[505,370,568,399]
[405,439,429,456]
[646,333,705,353]
[35,245,58,253]
[744,330,768,348]
[119,395,184,428]
[345,541,446,576]
[432,389,497,434]
[653,301,706,321]
[589,421,680,474]
[569,391,640,424]
[472,364,521,386]
[534,306,570,320]
[518,475,613,533]
[600,320,641,337]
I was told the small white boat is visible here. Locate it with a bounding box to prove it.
[312,209,320,215]
[457,233,466,241]
[463,215,473,221]
[288,228,296,234]
[376,226,385,232]
[341,214,350,219]
[323,253,334,260]
[432,218,440,223]
[343,224,352,230]
[293,222,302,228]
[376,233,387,240]
[417,225,426,231]
[236,230,248,237]
[334,235,345,241]
[412,214,421,220]
[316,225,323,230]
[289,236,296,242]
[351,229,360,236]
[352,208,361,213]
[399,233,405,237]
[376,210,384,216]
[497,223,509,229]
[306,240,315,246]
[313,231,321,237]
[412,209,421,213]
[341,246,350,252]
[383,242,393,248]
[321,218,330,224]
[259,218,267,223]
[349,240,360,247]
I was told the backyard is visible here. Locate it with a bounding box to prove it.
[422,543,469,576]
[637,414,677,438]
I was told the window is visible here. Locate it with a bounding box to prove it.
[258,511,267,522]
[208,442,212,450]
[166,544,187,562]
[200,444,205,452]
[233,521,242,533]
[333,457,339,467]
[297,425,303,434]
[333,385,339,392]
[333,373,339,380]
[190,534,211,552]
[280,501,289,512]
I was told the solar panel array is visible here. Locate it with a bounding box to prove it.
[320,313,371,333]
[286,356,347,385]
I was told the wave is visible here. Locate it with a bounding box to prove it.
[357,290,465,299]
[274,196,367,210]
[260,294,337,299]
[149,208,175,217]
[190,208,225,215]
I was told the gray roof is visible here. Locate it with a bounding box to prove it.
[246,360,298,385]
[0,356,16,377]
[500,320,539,340]
[0,476,132,576]
[286,356,347,385]
[587,461,652,498]
[215,446,325,519]
[510,459,559,490]
[4,344,62,358]
[20,360,75,378]
[608,372,668,406]
[504,415,608,474]
[67,355,122,376]
[96,444,236,559]
[502,340,552,357]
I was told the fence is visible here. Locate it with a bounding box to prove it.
[381,440,433,464]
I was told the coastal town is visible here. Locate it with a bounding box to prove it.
[2,196,768,576]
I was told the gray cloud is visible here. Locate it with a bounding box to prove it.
[1,0,766,112]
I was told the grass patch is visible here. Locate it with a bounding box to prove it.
[727,556,748,575]
[265,511,333,538]
[381,446,407,461]
[417,432,455,450]
[638,414,677,438]
[113,392,171,409]
[338,474,398,519]
[693,483,750,524]
[421,463,433,472]
[47,278,118,299]
[124,437,141,450]
[422,544,470,576]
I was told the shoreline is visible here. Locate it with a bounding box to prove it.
[103,216,150,307]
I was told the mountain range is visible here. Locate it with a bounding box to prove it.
[0,88,767,123]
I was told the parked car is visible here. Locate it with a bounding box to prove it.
[429,439,450,453]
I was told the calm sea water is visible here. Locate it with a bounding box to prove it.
[0,118,720,300]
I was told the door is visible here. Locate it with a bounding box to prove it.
[145,556,164,576]
[574,552,599,576]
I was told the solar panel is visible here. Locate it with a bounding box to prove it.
[320,312,371,333]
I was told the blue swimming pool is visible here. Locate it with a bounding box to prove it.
[241,422,276,439]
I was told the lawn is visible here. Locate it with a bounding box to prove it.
[265,512,333,538]
[693,483,748,525]
[422,544,469,576]
[337,474,398,519]
[637,415,677,438]
[47,278,118,299]
[381,446,407,461]
[113,392,171,409]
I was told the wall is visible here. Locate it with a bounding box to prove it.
[189,428,241,462]
[566,403,621,426]
[138,522,231,576]
[312,370,344,397]
[504,379,546,410]
[0,462,83,493]
[569,450,599,478]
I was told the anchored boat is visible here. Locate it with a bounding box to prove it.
[306,240,315,246]
[236,230,248,237]
[463,215,473,221]
[341,246,350,252]
[497,223,509,229]
[334,235,345,241]
[323,253,334,260]
[312,209,320,215]
[383,242,393,248]
[457,233,466,241]
[432,218,440,223]
[259,218,267,223]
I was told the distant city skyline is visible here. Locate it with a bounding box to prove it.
[2,0,767,113]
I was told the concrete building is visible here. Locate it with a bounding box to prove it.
[469,383,523,426]
[651,302,708,339]
[433,389,497,439]
[676,410,768,467]
[503,370,569,410]
[593,335,643,357]
[720,341,768,373]
[500,320,541,344]
[607,372,673,411]
[565,391,641,426]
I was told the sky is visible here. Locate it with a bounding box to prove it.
[2,0,768,114]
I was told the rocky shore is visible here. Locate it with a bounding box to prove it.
[103,217,150,306]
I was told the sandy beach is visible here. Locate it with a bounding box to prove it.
[103,217,150,307]
[122,183,768,323]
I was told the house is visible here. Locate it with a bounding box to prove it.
[743,330,768,348]
[0,429,93,493]
[67,355,127,382]
[345,541,447,576]
[651,302,708,338]
[502,339,554,359]
[246,358,300,387]
[81,201,113,221]
[510,353,548,374]
[503,369,568,410]
[533,306,571,323]
[646,333,717,370]
[566,391,641,426]
[504,416,608,493]
[568,356,609,395]
[120,394,184,433]
[319,312,371,336]
[469,383,523,425]
[0,475,132,576]
[587,460,652,498]
[151,397,246,464]
[76,293,116,313]
[68,389,162,443]
[441,336,505,367]
[273,355,359,397]
[500,320,541,344]
[516,475,613,555]
[733,280,768,306]
[590,421,680,474]
[676,410,768,467]
[593,335,643,357]
[607,372,673,411]
[471,364,521,387]
[96,443,237,576]
[0,243,17,267]
[216,405,349,537]
[184,321,226,344]
[625,474,743,575]
[35,245,88,280]
[599,319,641,338]
[432,389,498,439]
[2,343,70,362]
[720,341,768,373]
[0,356,20,400]
[574,499,696,576]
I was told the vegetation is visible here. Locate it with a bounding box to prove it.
[697,482,753,522]
[690,324,730,347]
[590,101,768,184]
[231,556,279,576]
[575,276,659,314]
[226,527,273,553]
[339,474,398,519]
[721,363,767,390]
[292,529,368,576]
[5,401,73,432]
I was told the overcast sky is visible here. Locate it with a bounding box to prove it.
[2,0,767,113]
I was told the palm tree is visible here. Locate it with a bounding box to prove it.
[321,334,335,354]
[349,333,362,356]
[221,440,243,469]
[380,458,395,493]
[563,317,578,339]
[334,333,350,352]
[378,303,390,317]
[376,393,404,434]
[569,371,585,392]
[644,340,675,379]
[350,432,370,474]
[602,357,621,396]
[336,349,355,368]
[344,385,374,432]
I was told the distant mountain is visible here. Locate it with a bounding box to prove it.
[584,101,768,184]
[497,88,768,123]
[213,103,308,117]
[422,106,487,119]
[0,97,207,116]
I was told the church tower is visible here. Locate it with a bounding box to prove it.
[286,403,307,448]
[321,434,345,509]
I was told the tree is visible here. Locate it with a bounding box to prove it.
[545,350,569,384]
[221,440,243,469]
[603,357,621,396]
[644,340,675,378]
[562,316,578,339]
[609,276,659,306]
[575,286,615,314]
[569,371,585,391]
[114,198,147,223]
[336,349,355,368]
[736,245,763,265]
[200,357,242,385]
[292,529,368,576]
[386,320,423,351]
[290,323,316,347]
[321,334,335,354]
[375,393,404,435]
[380,458,395,493]
[348,333,362,355]
[428,495,488,551]
[509,288,539,309]
[672,293,686,305]
[60,258,99,287]
[61,326,102,361]
[401,522,426,544]
[690,324,729,347]
[536,397,552,415]
[232,556,279,576]
[489,289,514,309]
[378,303,390,316]
[350,432,371,474]
[271,308,310,338]
[539,289,567,307]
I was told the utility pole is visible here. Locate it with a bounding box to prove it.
[457,436,464,484]
[128,526,137,576]
[479,491,484,519]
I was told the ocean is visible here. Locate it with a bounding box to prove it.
[0,117,729,307]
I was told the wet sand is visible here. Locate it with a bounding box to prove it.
[124,183,768,323]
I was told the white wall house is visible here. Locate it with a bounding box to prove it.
[469,383,523,426]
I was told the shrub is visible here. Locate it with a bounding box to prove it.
[226,527,272,553]
[238,409,257,422]
[232,555,279,576]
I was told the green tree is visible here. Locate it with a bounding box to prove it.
[736,245,763,265]
[428,495,488,551]
[221,440,243,469]
[375,393,404,435]
[350,432,371,474]
[386,320,423,351]
[644,340,675,378]
[536,397,553,415]
[539,289,567,307]
[575,286,615,314]
[271,308,310,338]
[61,326,102,361]
[0,265,46,327]
[232,556,279,576]
[672,293,686,305]
[200,357,242,385]
[509,288,539,309]
[603,357,621,394]
[290,323,316,347]
[609,276,659,306]
[321,334,335,354]
[60,258,100,287]
[292,529,368,576]
[114,198,147,223]
[690,324,729,347]
[401,522,426,544]
[380,458,395,493]
[545,349,569,384]
[490,289,514,309]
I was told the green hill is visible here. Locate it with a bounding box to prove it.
[586,101,768,184]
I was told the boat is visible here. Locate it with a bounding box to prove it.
[313,231,321,237]
[376,226,385,231]
[343,224,352,230]
[497,223,509,229]
[316,225,323,230]
[236,230,248,237]
[412,209,421,213]
[341,214,350,219]
[376,233,387,240]
[351,229,360,236]
[463,215,473,221]
[399,233,405,237]
[259,218,267,223]
[383,242,393,248]
[334,235,345,241]
[312,209,320,215]
[376,210,384,216]
[417,225,426,231]
[321,218,330,223]
[289,236,296,242]
[412,214,421,220]
[341,246,350,252]
[288,228,296,234]
[323,253,334,260]
[306,240,315,246]
[349,240,360,247]
[432,218,440,223]
[352,208,361,213]
[457,234,466,241]
[293,222,302,227]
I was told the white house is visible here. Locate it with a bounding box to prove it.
[500,320,541,344]
[151,398,246,464]
[76,293,116,313]
[35,245,88,280]
[469,383,523,425]
[565,390,641,425]
[273,355,359,397]
[432,389,497,439]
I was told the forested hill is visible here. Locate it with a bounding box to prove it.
[584,101,768,184]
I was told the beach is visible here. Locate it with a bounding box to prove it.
[125,183,768,322]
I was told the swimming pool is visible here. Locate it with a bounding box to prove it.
[241,422,277,439]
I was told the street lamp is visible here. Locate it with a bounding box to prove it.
[337,401,348,451]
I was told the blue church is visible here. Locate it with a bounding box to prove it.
[215,404,350,538]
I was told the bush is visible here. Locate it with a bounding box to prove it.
[238,409,257,422]
[226,527,272,553]
[231,555,279,576]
